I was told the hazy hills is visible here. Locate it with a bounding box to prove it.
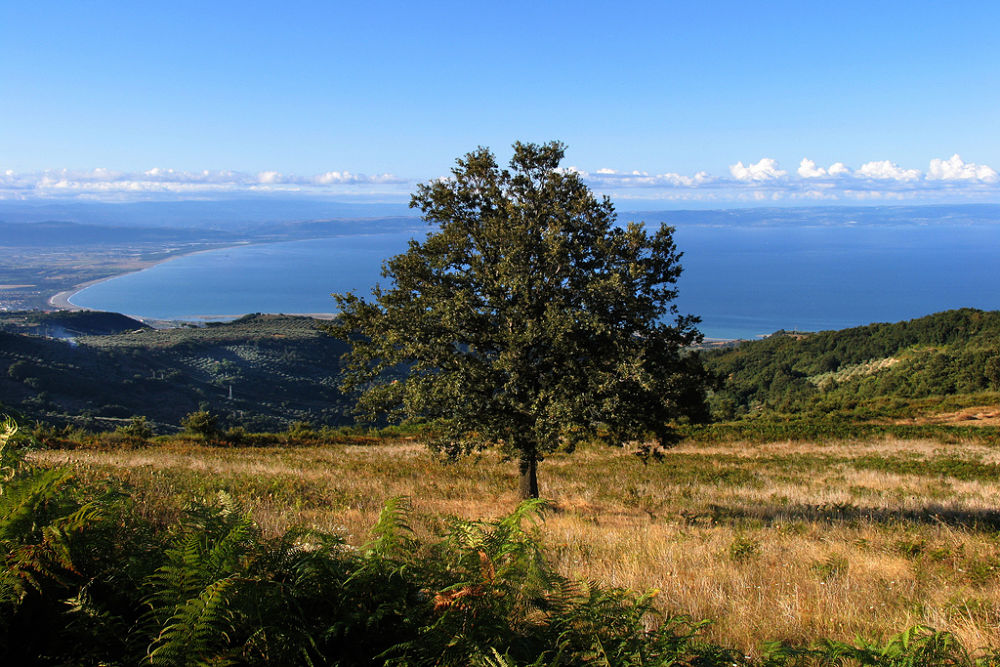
[0,197,415,229]
[5,199,1000,232]
[633,203,1000,227]
[0,216,422,247]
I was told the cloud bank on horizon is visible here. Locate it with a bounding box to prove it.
[1,154,997,204]
[578,154,998,203]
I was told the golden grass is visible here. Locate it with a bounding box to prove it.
[30,435,1000,654]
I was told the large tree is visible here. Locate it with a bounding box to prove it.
[331,141,708,498]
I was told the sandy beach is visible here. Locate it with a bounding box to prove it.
[48,276,118,311]
[48,261,162,312]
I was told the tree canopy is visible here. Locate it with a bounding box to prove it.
[332,141,708,497]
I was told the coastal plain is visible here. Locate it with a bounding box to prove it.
[0,210,419,312]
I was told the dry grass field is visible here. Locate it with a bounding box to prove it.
[31,433,1000,655]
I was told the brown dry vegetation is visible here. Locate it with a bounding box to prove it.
[30,434,1000,655]
[894,405,1000,427]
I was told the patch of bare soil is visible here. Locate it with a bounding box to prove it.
[894,405,1000,427]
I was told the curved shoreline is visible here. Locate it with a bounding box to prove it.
[47,242,253,313]
[49,276,117,311]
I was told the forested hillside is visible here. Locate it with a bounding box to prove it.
[0,310,150,337]
[703,308,1000,418]
[5,307,1000,433]
[0,313,352,430]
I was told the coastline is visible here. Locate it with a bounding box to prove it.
[49,267,156,311]
[43,239,739,339]
[47,242,253,313]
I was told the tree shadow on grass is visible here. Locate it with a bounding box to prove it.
[680,501,1000,531]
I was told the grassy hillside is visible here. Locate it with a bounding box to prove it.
[0,313,352,430]
[703,308,1000,419]
[27,430,1000,661]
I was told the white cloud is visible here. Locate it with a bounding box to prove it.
[257,171,284,184]
[729,158,787,182]
[314,171,354,184]
[798,159,852,179]
[4,154,998,204]
[927,154,998,182]
[856,160,920,181]
[797,159,826,178]
[584,169,711,188]
[827,162,850,177]
[0,167,408,200]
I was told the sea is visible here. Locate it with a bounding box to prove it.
[69,220,1000,340]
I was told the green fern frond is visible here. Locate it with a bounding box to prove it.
[0,467,72,537]
[147,576,239,666]
[366,495,417,559]
[148,495,259,610]
[0,416,20,489]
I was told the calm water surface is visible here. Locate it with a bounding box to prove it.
[71,224,1000,339]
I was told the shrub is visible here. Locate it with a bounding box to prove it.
[285,420,317,443]
[116,415,154,443]
[181,410,219,441]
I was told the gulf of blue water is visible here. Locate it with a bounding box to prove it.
[70,224,1000,340]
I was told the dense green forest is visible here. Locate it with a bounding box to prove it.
[0,312,352,431]
[702,308,1000,419]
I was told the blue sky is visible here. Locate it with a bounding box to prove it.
[2,1,998,205]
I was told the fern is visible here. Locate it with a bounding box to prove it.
[0,416,80,600]
[0,416,20,489]
[147,576,239,666]
[761,624,991,667]
[365,494,418,560]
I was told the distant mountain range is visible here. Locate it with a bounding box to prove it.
[632,203,1000,227]
[0,216,422,247]
[3,198,999,232]
[0,197,415,229]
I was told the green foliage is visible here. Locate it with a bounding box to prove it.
[0,417,142,662]
[728,535,760,562]
[332,141,709,496]
[683,416,1000,445]
[703,308,1000,417]
[117,414,154,442]
[182,410,220,440]
[286,420,318,443]
[761,625,996,666]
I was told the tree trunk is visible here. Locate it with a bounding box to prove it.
[519,457,539,499]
